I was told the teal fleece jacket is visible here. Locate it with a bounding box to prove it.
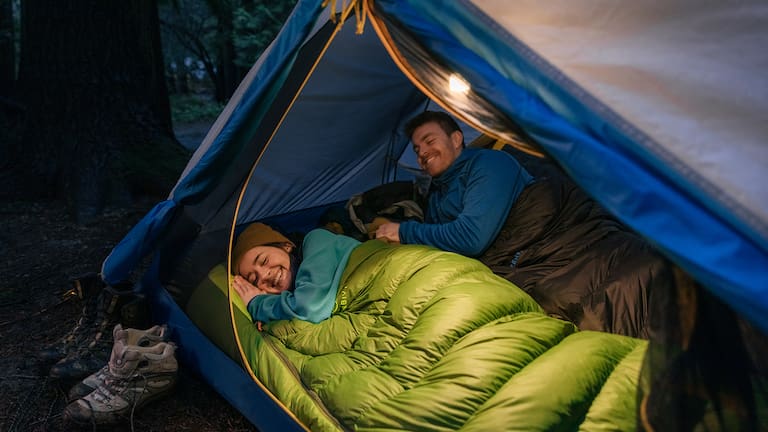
[246,229,361,323]
[399,148,532,256]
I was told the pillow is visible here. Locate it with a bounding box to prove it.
[185,263,253,364]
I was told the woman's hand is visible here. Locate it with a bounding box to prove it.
[232,275,267,305]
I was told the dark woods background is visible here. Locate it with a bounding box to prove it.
[0,3,297,430]
[2,3,768,432]
[0,0,296,223]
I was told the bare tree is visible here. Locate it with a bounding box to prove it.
[160,0,296,102]
[160,0,222,97]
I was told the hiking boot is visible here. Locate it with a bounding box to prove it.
[68,324,170,401]
[63,340,178,426]
[37,272,104,363]
[49,284,138,381]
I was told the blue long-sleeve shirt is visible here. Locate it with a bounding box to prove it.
[246,229,360,323]
[399,148,532,256]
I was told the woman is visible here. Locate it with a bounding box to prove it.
[230,223,360,326]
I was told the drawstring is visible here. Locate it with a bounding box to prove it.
[322,0,368,34]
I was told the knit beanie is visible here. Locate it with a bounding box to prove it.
[231,223,295,272]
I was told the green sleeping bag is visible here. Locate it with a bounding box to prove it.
[186,240,647,431]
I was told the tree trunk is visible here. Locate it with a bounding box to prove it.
[0,0,14,93]
[9,0,189,223]
[214,2,239,103]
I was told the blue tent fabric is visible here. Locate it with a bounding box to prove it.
[101,1,767,428]
[101,0,327,286]
[138,261,306,432]
[173,0,326,200]
[101,200,177,285]
[375,0,768,334]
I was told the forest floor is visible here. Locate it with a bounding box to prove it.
[0,121,258,431]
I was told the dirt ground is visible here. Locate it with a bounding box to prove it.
[0,198,258,432]
[0,116,261,432]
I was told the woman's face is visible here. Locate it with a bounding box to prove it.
[235,245,293,293]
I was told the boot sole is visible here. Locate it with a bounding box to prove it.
[64,381,177,426]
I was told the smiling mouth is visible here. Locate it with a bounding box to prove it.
[274,267,284,288]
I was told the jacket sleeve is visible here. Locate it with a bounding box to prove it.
[247,229,359,323]
[399,152,531,256]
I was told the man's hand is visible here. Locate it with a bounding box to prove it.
[375,222,401,244]
[231,275,267,305]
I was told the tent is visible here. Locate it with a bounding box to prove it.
[100,0,767,430]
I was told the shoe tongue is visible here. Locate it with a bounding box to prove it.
[108,340,142,377]
[112,323,125,341]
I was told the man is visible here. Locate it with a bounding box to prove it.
[375,111,533,256]
[375,112,671,340]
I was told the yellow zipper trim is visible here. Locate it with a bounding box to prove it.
[225,3,359,430]
[261,334,349,430]
[364,0,544,158]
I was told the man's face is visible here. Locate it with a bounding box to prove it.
[411,121,463,177]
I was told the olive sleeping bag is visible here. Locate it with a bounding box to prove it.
[187,239,647,431]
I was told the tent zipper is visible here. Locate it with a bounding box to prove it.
[224,3,358,424]
[261,333,350,431]
[363,1,497,143]
[364,0,544,157]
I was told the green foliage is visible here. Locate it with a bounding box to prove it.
[160,0,297,100]
[232,1,297,68]
[170,93,224,124]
